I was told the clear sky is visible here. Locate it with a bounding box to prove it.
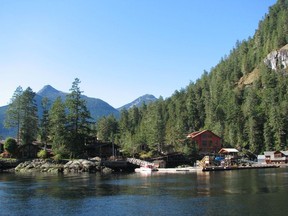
[0,0,276,108]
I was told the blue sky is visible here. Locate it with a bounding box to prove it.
[0,0,276,108]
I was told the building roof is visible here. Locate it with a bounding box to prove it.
[264,150,288,156]
[187,130,221,139]
[218,148,239,154]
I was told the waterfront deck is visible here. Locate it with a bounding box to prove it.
[157,166,202,173]
[202,164,279,172]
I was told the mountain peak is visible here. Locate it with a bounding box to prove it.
[117,94,157,110]
[37,85,60,95]
[37,85,66,101]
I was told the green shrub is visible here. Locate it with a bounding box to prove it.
[53,154,63,162]
[37,149,48,159]
[52,145,69,159]
[4,137,17,156]
[139,151,152,159]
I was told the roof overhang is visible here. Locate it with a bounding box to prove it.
[218,148,239,154]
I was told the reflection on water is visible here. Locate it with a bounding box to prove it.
[1,168,288,215]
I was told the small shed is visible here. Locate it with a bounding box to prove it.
[17,143,40,158]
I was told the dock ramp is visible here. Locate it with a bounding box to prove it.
[127,158,154,167]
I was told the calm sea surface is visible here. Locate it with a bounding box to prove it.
[0,167,288,216]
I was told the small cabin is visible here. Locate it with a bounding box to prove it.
[187,130,221,154]
[85,141,120,158]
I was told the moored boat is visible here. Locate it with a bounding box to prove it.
[135,164,158,173]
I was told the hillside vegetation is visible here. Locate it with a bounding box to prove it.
[100,0,288,155]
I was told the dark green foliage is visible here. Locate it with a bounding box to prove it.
[96,115,119,143]
[4,137,17,155]
[4,86,23,142]
[4,79,93,158]
[19,87,38,145]
[48,97,68,153]
[39,97,50,149]
[65,78,92,157]
[5,87,38,145]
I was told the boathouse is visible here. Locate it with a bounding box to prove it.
[187,130,221,154]
[217,148,239,166]
[218,148,239,156]
[263,150,288,164]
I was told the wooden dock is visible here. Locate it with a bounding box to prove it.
[202,164,279,172]
[157,167,202,173]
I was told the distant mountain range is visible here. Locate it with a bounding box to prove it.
[0,85,157,139]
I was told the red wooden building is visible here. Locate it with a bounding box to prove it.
[187,130,221,154]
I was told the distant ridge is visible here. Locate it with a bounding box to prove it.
[117,94,157,110]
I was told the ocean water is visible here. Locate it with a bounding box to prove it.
[0,168,288,216]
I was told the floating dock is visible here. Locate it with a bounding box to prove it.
[202,164,279,172]
[157,167,202,173]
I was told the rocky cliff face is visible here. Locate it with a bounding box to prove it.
[264,44,288,70]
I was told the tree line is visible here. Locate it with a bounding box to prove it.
[4,78,92,159]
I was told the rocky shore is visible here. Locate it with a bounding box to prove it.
[2,157,114,174]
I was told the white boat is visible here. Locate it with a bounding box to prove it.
[135,165,158,173]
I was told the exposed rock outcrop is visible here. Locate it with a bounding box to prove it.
[15,159,64,173]
[237,68,260,88]
[264,44,288,70]
[237,44,288,89]
[14,157,107,174]
[63,158,101,173]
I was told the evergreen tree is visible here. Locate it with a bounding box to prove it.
[96,115,119,143]
[4,86,23,143]
[49,97,68,154]
[19,87,38,145]
[39,97,50,149]
[66,78,92,157]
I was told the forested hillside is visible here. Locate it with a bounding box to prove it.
[98,0,288,155]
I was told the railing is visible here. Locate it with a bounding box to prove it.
[127,158,154,167]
